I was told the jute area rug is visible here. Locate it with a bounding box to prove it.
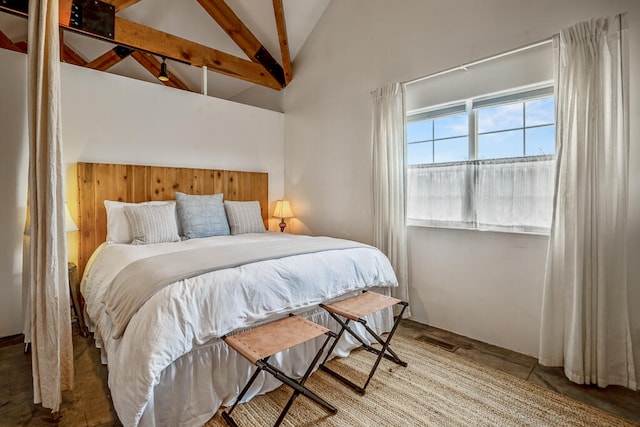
[205,335,634,426]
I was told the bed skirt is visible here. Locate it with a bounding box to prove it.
[136,292,393,426]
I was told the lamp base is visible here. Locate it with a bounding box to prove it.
[279,218,286,232]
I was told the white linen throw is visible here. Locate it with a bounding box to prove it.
[104,236,367,339]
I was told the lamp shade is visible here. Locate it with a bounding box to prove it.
[273,200,294,219]
[65,204,79,232]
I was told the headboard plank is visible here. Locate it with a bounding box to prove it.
[77,162,269,277]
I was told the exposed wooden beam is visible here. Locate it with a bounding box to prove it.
[58,29,89,66]
[63,43,88,65]
[197,0,286,87]
[113,17,281,88]
[0,30,22,53]
[272,0,292,85]
[60,28,64,59]
[2,32,85,64]
[102,0,141,13]
[130,50,190,91]
[1,1,282,89]
[14,41,27,53]
[85,45,131,70]
[54,0,282,89]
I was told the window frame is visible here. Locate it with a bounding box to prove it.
[407,84,555,165]
[406,83,556,234]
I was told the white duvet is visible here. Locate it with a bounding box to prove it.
[81,232,398,426]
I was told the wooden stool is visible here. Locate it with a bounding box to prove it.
[319,291,408,394]
[222,314,337,427]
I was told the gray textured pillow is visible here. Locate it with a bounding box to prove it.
[123,203,180,245]
[224,201,266,235]
[175,192,230,239]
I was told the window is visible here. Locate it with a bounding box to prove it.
[407,86,556,233]
[407,106,469,164]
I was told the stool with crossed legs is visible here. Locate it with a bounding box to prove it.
[319,290,408,394]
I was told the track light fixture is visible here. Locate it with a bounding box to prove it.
[158,57,169,82]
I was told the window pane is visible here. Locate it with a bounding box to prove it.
[525,97,554,126]
[434,137,468,163]
[407,120,432,143]
[477,103,523,133]
[526,125,555,156]
[478,129,524,159]
[408,141,433,165]
[434,113,468,139]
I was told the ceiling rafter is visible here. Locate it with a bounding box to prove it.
[14,41,27,53]
[197,0,285,87]
[59,29,88,65]
[85,45,132,70]
[1,0,292,91]
[62,43,88,65]
[56,0,282,89]
[130,50,190,91]
[0,30,23,53]
[272,0,292,85]
[112,17,281,88]
[2,33,89,66]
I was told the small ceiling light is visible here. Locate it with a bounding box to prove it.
[158,57,169,82]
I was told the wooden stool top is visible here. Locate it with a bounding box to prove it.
[224,315,329,365]
[322,292,401,321]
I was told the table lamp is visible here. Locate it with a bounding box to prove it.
[273,200,294,232]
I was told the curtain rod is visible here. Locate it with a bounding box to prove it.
[403,37,553,87]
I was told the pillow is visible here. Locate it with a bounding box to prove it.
[224,201,266,235]
[175,192,230,239]
[123,203,180,245]
[104,200,175,243]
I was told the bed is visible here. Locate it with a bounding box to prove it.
[76,162,398,427]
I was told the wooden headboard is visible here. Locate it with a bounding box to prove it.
[77,162,268,276]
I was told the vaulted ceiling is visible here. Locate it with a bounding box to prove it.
[0,0,330,100]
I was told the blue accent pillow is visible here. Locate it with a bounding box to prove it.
[175,192,230,239]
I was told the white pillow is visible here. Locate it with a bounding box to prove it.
[104,200,175,243]
[124,203,180,245]
[223,201,266,235]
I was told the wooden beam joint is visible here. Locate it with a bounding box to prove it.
[197,0,286,88]
[0,0,284,90]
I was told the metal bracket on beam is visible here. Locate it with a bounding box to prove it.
[255,46,285,88]
[70,0,115,39]
[113,45,133,58]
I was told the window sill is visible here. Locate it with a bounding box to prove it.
[406,221,550,237]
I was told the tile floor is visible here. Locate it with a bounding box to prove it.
[1,320,638,426]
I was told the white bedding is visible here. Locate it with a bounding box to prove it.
[81,232,398,426]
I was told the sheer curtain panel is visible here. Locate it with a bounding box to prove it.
[539,15,636,389]
[24,0,74,412]
[407,156,555,233]
[372,83,410,316]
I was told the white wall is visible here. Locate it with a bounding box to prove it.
[0,49,285,337]
[282,0,640,365]
[0,49,28,338]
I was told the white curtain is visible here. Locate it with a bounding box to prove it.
[407,156,555,233]
[372,83,410,316]
[476,157,556,233]
[539,15,636,390]
[24,0,74,411]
